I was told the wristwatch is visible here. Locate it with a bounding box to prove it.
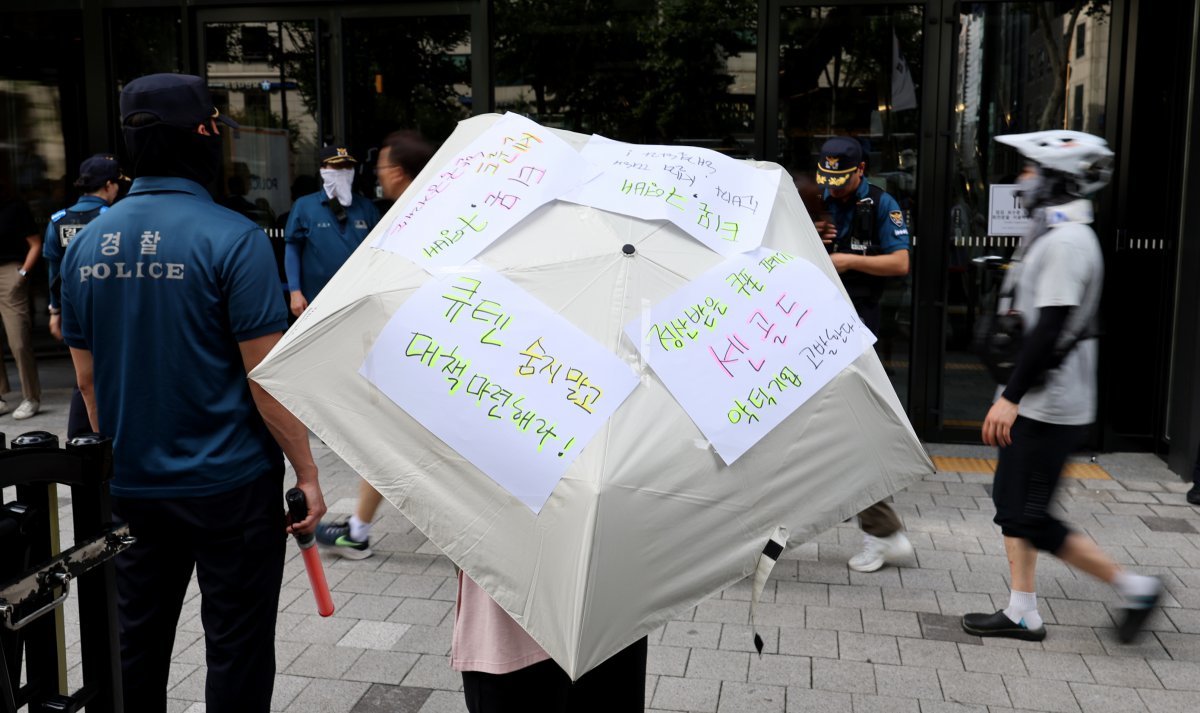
[48,306,61,315]
[16,268,26,277]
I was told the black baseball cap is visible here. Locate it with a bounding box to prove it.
[319,145,358,166]
[119,73,238,130]
[74,154,128,191]
[815,137,864,189]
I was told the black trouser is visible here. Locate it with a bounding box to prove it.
[991,416,1088,554]
[66,386,90,439]
[1192,442,1200,488]
[462,637,648,713]
[112,470,286,713]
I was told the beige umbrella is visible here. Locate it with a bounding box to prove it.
[250,114,933,679]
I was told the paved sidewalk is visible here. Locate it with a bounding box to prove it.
[6,359,1200,713]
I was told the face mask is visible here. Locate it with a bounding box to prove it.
[320,167,355,207]
[1015,170,1042,209]
[124,124,221,186]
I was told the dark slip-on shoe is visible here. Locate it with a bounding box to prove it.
[962,610,1047,642]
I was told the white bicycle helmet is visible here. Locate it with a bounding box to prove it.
[996,130,1114,195]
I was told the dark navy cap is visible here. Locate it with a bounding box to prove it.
[319,145,357,166]
[75,154,127,190]
[815,137,864,188]
[119,73,238,130]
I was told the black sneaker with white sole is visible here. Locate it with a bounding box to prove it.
[1116,576,1162,644]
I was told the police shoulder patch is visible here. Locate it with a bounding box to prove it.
[889,210,904,228]
[51,209,67,222]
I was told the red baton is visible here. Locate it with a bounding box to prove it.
[286,488,335,617]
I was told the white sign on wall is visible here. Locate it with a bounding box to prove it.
[988,184,1033,236]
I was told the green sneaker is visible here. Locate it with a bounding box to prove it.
[315,520,372,559]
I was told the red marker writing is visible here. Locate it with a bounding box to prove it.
[286,488,335,617]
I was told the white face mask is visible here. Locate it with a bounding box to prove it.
[320,167,355,207]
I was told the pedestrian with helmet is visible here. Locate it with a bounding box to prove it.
[963,130,1161,643]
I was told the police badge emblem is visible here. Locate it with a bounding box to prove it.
[889,210,904,228]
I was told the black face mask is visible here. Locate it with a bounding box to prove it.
[123,123,222,187]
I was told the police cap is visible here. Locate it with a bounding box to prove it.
[319,145,358,167]
[120,74,238,130]
[815,136,864,189]
[74,154,128,191]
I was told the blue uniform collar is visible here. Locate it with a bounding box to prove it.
[127,176,213,200]
[70,195,109,211]
[823,175,870,204]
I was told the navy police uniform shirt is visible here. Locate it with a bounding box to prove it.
[60,177,288,499]
[284,191,379,301]
[824,178,910,304]
[45,195,108,309]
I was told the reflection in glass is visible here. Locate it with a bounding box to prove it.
[778,6,923,409]
[493,0,757,155]
[341,15,472,185]
[942,2,1111,428]
[205,21,327,227]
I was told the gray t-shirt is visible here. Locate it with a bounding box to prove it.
[999,200,1103,426]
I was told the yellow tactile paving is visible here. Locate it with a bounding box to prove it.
[931,455,1112,480]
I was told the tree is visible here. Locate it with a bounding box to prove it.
[1031,0,1110,129]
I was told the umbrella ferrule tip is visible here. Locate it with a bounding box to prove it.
[622,244,636,256]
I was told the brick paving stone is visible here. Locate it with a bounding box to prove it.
[749,654,811,687]
[721,624,779,654]
[378,553,440,574]
[392,624,452,655]
[1039,625,1106,655]
[898,638,964,670]
[695,598,751,624]
[336,571,401,595]
[386,598,454,627]
[341,650,420,685]
[951,571,1009,594]
[661,620,724,649]
[339,620,410,650]
[1045,599,1115,628]
[1080,654,1161,689]
[872,663,943,700]
[278,614,359,645]
[1147,658,1200,690]
[1104,603,1177,633]
[271,673,318,710]
[828,585,885,610]
[786,687,852,712]
[900,569,957,591]
[936,592,997,617]
[806,606,864,632]
[1056,579,1122,604]
[338,594,405,621]
[916,703,986,713]
[289,672,372,712]
[417,690,468,713]
[1136,689,1200,713]
[938,670,1010,707]
[717,682,785,713]
[862,609,922,638]
[1140,516,1197,534]
[918,613,982,645]
[918,550,971,571]
[796,562,852,585]
[648,645,690,677]
[381,574,445,599]
[959,644,1026,676]
[776,582,831,606]
[851,567,903,588]
[1016,650,1094,683]
[851,693,920,713]
[287,643,364,678]
[755,602,807,628]
[401,655,461,691]
[686,648,750,681]
[779,627,839,659]
[837,631,901,665]
[653,676,720,712]
[1069,682,1148,713]
[884,588,942,614]
[1095,628,1170,660]
[350,683,432,713]
[1126,547,1189,567]
[1002,676,1080,713]
[812,658,876,694]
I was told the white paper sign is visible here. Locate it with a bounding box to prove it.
[988,184,1033,236]
[626,249,876,464]
[372,113,598,270]
[360,265,639,513]
[561,136,782,256]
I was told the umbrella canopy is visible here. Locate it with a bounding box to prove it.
[251,114,933,679]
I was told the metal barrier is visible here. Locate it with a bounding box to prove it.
[0,432,132,713]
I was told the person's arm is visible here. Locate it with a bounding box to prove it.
[21,234,41,274]
[239,332,325,535]
[830,249,909,276]
[285,242,307,316]
[69,347,99,432]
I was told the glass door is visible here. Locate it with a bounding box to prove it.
[774,3,926,410]
[935,1,1112,436]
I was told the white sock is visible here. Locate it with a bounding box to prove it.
[1003,590,1043,629]
[349,515,371,542]
[1114,572,1159,600]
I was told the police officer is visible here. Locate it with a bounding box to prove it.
[44,154,128,436]
[59,74,326,712]
[814,136,913,573]
[285,144,380,316]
